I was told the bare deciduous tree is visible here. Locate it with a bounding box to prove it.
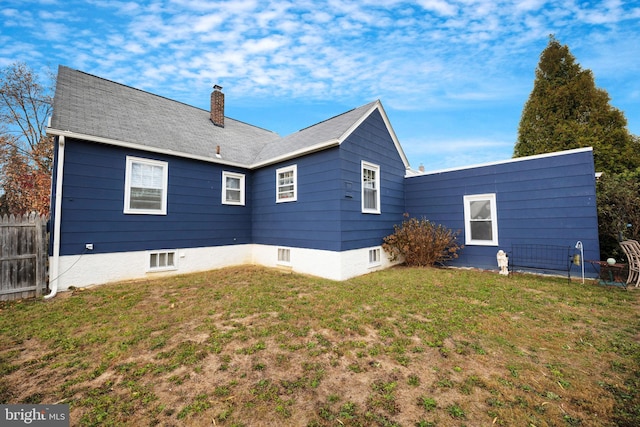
[0,62,54,215]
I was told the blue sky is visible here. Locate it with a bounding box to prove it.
[2,0,639,171]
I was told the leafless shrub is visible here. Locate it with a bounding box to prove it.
[383,214,462,267]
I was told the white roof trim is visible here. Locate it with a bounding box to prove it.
[46,128,248,168]
[375,102,410,169]
[337,102,379,144]
[250,139,341,168]
[413,147,594,176]
[335,101,410,169]
[48,100,411,171]
[48,127,342,170]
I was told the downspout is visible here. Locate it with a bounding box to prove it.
[45,135,65,299]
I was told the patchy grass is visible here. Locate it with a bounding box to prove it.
[1,265,639,426]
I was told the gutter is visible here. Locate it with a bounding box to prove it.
[249,139,341,169]
[45,135,65,299]
[46,128,248,168]
[412,147,594,176]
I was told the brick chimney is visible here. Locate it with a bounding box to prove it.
[211,85,224,127]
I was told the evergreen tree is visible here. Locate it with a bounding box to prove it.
[514,35,640,175]
[515,36,640,259]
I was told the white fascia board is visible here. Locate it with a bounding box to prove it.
[335,101,410,170]
[48,127,341,171]
[411,147,594,177]
[250,139,341,169]
[252,102,388,169]
[46,128,248,168]
[48,101,413,172]
[336,102,380,144]
[373,102,410,169]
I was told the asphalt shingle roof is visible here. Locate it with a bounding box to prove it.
[252,101,378,165]
[49,66,380,168]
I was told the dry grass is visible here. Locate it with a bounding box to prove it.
[1,265,639,426]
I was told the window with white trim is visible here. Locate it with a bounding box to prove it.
[276,165,297,202]
[148,250,177,271]
[362,161,380,214]
[463,194,498,246]
[124,156,168,215]
[277,248,291,264]
[369,248,381,267]
[222,171,245,205]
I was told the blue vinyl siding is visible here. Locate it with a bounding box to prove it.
[405,150,600,270]
[251,110,406,252]
[252,148,342,251]
[54,117,599,278]
[339,110,406,250]
[59,108,406,258]
[58,138,251,256]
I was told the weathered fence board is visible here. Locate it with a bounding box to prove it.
[0,213,48,301]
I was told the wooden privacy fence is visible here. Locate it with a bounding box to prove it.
[0,213,48,301]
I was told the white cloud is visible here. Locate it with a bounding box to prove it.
[242,36,288,54]
[192,14,224,32]
[40,21,68,41]
[1,7,35,28]
[3,0,639,169]
[38,10,71,20]
[166,0,217,11]
[416,0,458,16]
[45,1,634,108]
[515,0,547,12]
[141,63,178,83]
[123,42,145,54]
[117,1,142,14]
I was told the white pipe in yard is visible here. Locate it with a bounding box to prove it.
[575,241,584,284]
[45,136,65,299]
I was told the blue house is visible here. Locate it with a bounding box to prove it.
[405,148,600,271]
[46,66,599,296]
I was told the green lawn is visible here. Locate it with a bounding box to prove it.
[1,265,639,426]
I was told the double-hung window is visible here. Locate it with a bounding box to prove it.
[124,156,168,215]
[361,161,380,214]
[276,165,297,202]
[222,171,245,205]
[463,194,498,246]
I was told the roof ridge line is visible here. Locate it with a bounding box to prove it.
[60,65,279,134]
[61,65,203,111]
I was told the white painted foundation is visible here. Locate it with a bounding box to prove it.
[50,244,400,291]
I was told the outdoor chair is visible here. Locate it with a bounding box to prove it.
[619,240,640,287]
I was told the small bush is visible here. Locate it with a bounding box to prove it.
[383,214,462,267]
